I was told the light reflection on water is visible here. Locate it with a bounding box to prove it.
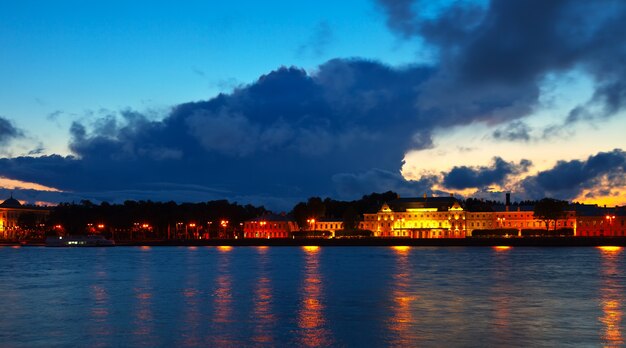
[0,247,625,347]
[131,250,156,347]
[211,246,235,346]
[296,245,332,347]
[388,246,418,346]
[251,246,276,345]
[599,246,624,346]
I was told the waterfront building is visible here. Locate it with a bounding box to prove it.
[243,213,298,238]
[0,195,51,239]
[467,205,577,236]
[575,205,626,237]
[243,193,625,239]
[310,219,344,236]
[362,195,466,238]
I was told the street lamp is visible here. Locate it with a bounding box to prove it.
[220,220,229,238]
[606,215,616,236]
[306,218,316,231]
[260,221,267,238]
[189,223,196,239]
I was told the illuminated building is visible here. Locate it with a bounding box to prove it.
[576,205,626,237]
[243,214,299,239]
[0,195,51,239]
[310,219,344,235]
[242,193,625,239]
[362,195,466,238]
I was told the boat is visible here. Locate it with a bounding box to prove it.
[45,235,115,247]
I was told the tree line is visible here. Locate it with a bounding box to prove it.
[31,192,571,238]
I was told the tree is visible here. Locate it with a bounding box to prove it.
[533,198,568,231]
[342,205,360,231]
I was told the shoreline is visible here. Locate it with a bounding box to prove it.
[5,237,626,247]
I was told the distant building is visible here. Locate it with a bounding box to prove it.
[575,205,626,237]
[0,195,52,239]
[243,193,626,239]
[243,213,298,239]
[310,219,344,236]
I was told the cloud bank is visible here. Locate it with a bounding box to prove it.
[2,1,626,208]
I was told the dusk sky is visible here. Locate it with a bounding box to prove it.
[1,0,626,210]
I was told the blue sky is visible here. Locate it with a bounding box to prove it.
[1,0,625,210]
[1,0,425,155]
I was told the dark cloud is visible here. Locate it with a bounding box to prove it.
[296,21,333,58]
[0,60,452,209]
[521,149,626,200]
[442,157,531,190]
[4,0,626,208]
[492,121,531,142]
[27,144,46,156]
[0,116,23,145]
[376,0,626,123]
[332,168,438,199]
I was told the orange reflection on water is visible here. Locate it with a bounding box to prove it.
[210,249,235,346]
[388,247,418,346]
[302,246,319,253]
[598,246,623,253]
[599,247,624,346]
[182,250,202,347]
[297,246,331,347]
[491,245,513,343]
[88,266,112,347]
[252,247,275,344]
[131,251,155,345]
[392,246,410,254]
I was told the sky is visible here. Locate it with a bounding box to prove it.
[1,0,625,210]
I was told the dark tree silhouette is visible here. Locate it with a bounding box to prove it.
[533,198,568,231]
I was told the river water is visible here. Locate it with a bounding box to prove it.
[0,246,624,347]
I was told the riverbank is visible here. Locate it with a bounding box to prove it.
[6,237,626,247]
[116,237,626,247]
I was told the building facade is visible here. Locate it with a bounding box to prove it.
[243,214,299,238]
[0,195,51,239]
[243,195,625,239]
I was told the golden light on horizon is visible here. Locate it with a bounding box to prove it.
[139,246,151,250]
[0,176,61,192]
[598,246,623,253]
[494,246,512,251]
[218,245,233,252]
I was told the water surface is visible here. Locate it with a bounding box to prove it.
[0,246,624,347]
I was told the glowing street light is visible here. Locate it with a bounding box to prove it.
[306,218,316,231]
[497,217,506,228]
[606,215,616,236]
[260,221,267,238]
[220,220,229,238]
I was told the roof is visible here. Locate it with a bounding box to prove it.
[388,196,460,212]
[492,205,535,212]
[574,204,626,217]
[0,195,22,208]
[249,213,295,222]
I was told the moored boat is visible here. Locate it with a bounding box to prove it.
[45,235,115,247]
